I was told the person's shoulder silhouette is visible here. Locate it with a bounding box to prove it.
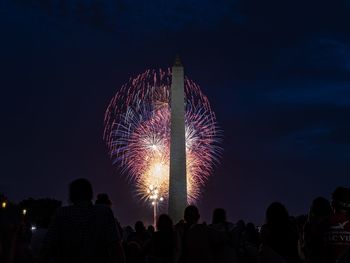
[41,178,124,263]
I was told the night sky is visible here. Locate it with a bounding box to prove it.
[1,0,350,225]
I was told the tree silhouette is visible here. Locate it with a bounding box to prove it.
[19,198,62,228]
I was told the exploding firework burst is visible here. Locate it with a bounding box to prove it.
[104,68,221,204]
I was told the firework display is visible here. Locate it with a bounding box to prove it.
[104,68,221,204]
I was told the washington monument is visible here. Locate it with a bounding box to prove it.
[168,56,187,222]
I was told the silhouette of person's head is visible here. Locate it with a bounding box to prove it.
[236,220,245,228]
[157,214,173,233]
[332,187,350,213]
[246,222,256,232]
[125,225,134,233]
[95,193,112,207]
[212,208,226,224]
[135,221,145,234]
[184,205,200,225]
[265,202,289,225]
[147,225,155,234]
[69,178,93,205]
[309,197,332,219]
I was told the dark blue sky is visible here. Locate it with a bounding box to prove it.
[1,0,350,225]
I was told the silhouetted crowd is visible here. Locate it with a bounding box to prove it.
[1,178,350,263]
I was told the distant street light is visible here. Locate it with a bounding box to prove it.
[22,209,27,215]
[147,185,163,228]
[1,201,6,209]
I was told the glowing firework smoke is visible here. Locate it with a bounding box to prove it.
[104,69,221,203]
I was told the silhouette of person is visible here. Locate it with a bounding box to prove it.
[95,193,112,207]
[260,202,301,263]
[322,187,350,263]
[176,205,214,263]
[95,193,123,241]
[147,225,155,237]
[303,197,332,263]
[148,214,178,263]
[0,204,22,263]
[126,221,151,263]
[209,208,239,263]
[40,178,125,263]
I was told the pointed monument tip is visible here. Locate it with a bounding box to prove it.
[174,55,182,67]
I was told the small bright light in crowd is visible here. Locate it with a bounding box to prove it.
[22,209,27,215]
[151,201,155,206]
[1,202,7,208]
[160,197,164,202]
[31,226,37,231]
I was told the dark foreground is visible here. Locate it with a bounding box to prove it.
[1,178,350,263]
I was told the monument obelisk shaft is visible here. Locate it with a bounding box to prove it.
[168,57,187,222]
